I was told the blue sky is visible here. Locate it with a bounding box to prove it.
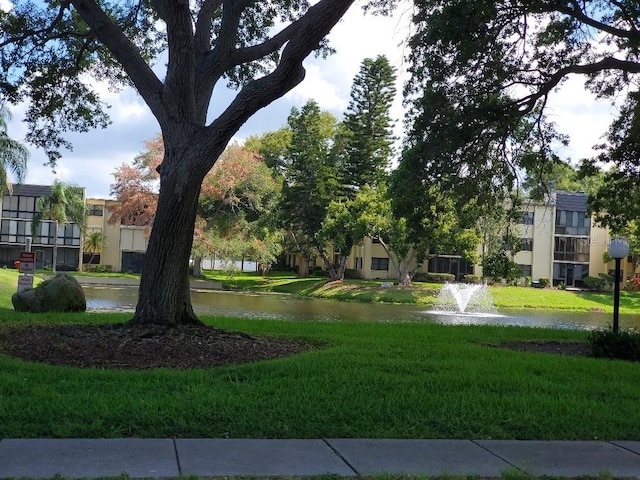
[3,1,618,199]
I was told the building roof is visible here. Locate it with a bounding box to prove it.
[555,191,588,212]
[9,184,52,197]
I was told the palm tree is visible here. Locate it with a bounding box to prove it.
[0,104,28,191]
[32,180,88,273]
[83,231,108,266]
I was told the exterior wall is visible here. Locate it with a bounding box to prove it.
[589,222,610,278]
[85,198,148,272]
[513,202,555,282]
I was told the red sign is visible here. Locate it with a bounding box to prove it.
[19,252,35,274]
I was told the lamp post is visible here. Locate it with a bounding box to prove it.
[608,238,629,333]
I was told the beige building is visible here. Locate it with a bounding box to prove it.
[85,198,149,273]
[513,192,614,287]
[341,191,631,286]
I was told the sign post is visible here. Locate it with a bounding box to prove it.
[17,251,36,293]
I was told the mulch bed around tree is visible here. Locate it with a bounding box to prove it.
[0,323,317,370]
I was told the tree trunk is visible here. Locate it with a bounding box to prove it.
[398,270,411,287]
[129,161,204,327]
[52,221,58,274]
[298,255,310,278]
[327,255,348,281]
[193,256,203,277]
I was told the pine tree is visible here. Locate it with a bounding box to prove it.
[342,55,397,192]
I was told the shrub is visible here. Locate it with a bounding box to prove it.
[412,272,455,283]
[83,264,113,273]
[583,274,613,292]
[524,276,532,287]
[343,269,362,279]
[462,274,481,284]
[588,328,640,362]
[629,276,640,291]
[538,277,550,287]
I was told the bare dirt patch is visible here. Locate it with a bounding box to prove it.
[0,323,316,369]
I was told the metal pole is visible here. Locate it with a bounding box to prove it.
[613,257,621,333]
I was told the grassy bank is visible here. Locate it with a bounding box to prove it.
[200,271,640,314]
[1,308,639,439]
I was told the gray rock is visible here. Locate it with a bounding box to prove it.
[12,273,86,313]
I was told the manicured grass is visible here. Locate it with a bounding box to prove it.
[198,270,640,313]
[1,310,639,440]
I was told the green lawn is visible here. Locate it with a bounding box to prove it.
[1,270,639,440]
[1,308,639,440]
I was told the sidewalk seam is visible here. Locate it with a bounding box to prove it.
[322,439,360,476]
[172,439,183,476]
[607,440,640,456]
[470,440,528,475]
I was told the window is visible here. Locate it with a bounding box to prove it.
[371,257,389,270]
[88,204,104,216]
[521,238,533,251]
[555,210,590,235]
[82,253,101,265]
[554,236,590,262]
[122,251,145,273]
[0,219,32,243]
[520,211,534,225]
[517,264,532,277]
[2,195,38,219]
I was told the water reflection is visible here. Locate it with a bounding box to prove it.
[83,285,640,331]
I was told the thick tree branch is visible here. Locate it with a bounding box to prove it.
[193,0,253,116]
[198,0,357,169]
[194,0,223,54]
[70,0,166,124]
[516,56,640,114]
[163,0,197,122]
[554,0,640,41]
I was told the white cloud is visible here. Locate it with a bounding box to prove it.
[546,76,619,163]
[0,0,12,12]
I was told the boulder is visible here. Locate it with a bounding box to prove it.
[12,273,86,313]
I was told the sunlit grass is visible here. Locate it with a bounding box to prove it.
[1,310,639,440]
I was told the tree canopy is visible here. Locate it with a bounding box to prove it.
[405,0,640,202]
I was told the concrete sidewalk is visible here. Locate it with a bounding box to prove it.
[1,439,640,478]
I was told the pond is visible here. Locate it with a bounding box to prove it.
[83,285,640,331]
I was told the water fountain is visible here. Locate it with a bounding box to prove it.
[430,282,499,316]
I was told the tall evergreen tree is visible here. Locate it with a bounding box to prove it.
[280,100,341,277]
[342,55,397,192]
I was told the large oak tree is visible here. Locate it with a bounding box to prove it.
[0,0,378,326]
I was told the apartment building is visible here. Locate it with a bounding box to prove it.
[0,184,84,270]
[345,191,617,286]
[513,192,610,287]
[0,186,630,283]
